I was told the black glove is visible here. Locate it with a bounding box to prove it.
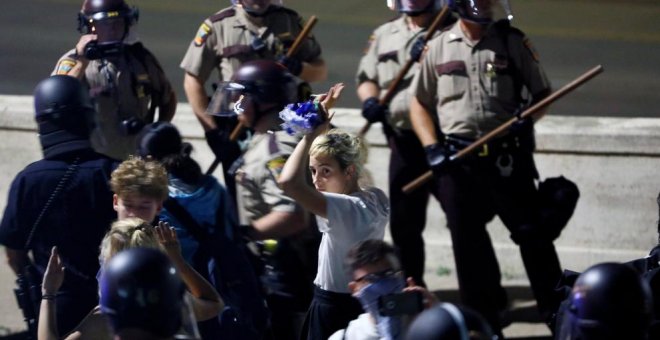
[205,127,241,163]
[424,143,452,177]
[509,116,535,152]
[409,36,426,62]
[278,56,303,76]
[361,97,388,124]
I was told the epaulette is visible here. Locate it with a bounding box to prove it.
[209,8,236,22]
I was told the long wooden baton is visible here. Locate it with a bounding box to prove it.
[227,15,319,142]
[402,64,604,194]
[207,16,319,175]
[358,5,450,137]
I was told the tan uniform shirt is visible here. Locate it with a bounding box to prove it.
[356,15,439,131]
[53,44,174,160]
[235,128,301,225]
[411,20,550,139]
[180,5,322,83]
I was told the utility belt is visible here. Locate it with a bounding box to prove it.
[444,133,526,158]
[444,133,536,178]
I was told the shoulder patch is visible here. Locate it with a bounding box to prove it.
[209,8,236,22]
[523,37,540,62]
[194,23,212,47]
[266,156,287,181]
[55,59,77,75]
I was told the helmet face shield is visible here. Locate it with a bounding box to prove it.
[206,82,249,117]
[92,16,128,43]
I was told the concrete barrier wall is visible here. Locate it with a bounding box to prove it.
[1,94,659,288]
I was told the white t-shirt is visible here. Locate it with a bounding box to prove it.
[314,187,389,293]
[329,313,382,340]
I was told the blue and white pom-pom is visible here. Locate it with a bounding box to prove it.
[279,100,324,137]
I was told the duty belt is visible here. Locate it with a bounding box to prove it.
[444,134,521,158]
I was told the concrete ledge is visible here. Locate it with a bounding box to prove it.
[1,95,660,289]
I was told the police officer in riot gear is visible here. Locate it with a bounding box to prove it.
[53,0,176,161]
[409,0,564,335]
[556,262,653,340]
[209,60,320,340]
[356,0,454,288]
[180,0,326,204]
[0,75,118,336]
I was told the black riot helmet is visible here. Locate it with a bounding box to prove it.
[78,0,138,41]
[387,0,446,16]
[450,0,513,24]
[34,75,96,155]
[100,247,186,337]
[207,60,297,123]
[557,262,653,340]
[406,303,494,340]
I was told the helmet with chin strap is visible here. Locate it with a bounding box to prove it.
[207,60,297,122]
[77,0,139,41]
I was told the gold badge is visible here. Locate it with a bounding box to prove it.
[485,62,496,78]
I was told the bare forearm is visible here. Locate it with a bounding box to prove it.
[410,96,439,146]
[356,81,380,102]
[299,59,327,83]
[250,210,307,240]
[38,300,58,340]
[278,135,327,217]
[183,73,216,131]
[279,135,312,194]
[168,253,220,303]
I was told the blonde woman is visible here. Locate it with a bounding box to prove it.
[278,85,390,339]
[38,218,222,340]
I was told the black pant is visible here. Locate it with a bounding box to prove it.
[300,286,364,340]
[436,148,562,333]
[388,130,435,287]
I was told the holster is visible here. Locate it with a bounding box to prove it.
[537,176,580,241]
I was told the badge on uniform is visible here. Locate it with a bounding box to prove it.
[266,156,287,181]
[194,23,211,47]
[485,62,496,78]
[55,59,77,75]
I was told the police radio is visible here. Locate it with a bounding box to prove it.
[84,40,123,60]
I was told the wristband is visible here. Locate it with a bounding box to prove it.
[42,294,57,301]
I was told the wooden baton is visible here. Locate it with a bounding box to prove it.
[402,64,604,194]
